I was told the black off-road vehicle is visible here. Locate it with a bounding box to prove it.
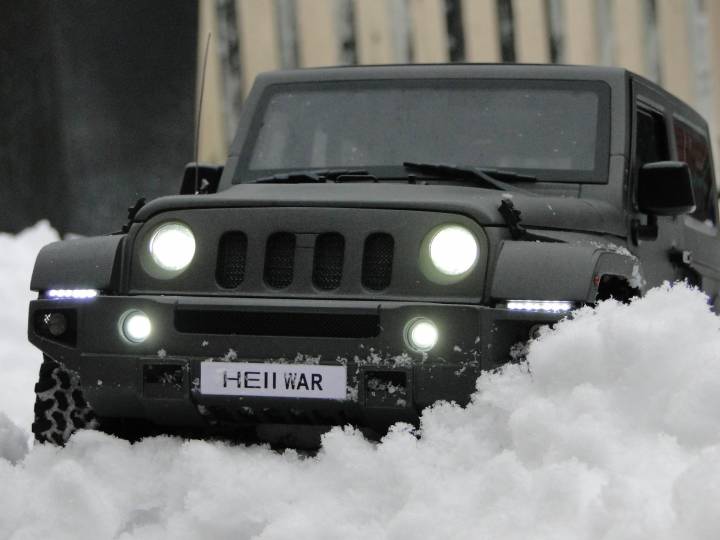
[28,64,720,445]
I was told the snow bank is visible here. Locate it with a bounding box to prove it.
[0,222,58,430]
[0,412,28,464]
[1,224,720,538]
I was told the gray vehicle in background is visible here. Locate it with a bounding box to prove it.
[28,64,719,446]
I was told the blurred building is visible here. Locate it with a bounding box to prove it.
[197,0,720,166]
[2,0,719,235]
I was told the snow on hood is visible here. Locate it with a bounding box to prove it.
[2,224,720,539]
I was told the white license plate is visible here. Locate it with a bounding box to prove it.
[200,362,347,400]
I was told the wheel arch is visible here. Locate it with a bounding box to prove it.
[490,240,640,303]
[30,234,125,292]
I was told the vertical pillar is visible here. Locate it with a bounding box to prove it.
[408,0,449,62]
[461,0,500,62]
[512,0,550,63]
[236,0,281,95]
[656,0,694,105]
[612,0,646,75]
[354,0,396,64]
[707,0,720,145]
[563,0,599,65]
[296,0,341,67]
[197,0,227,163]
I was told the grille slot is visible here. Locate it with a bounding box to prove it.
[175,310,380,338]
[362,233,394,290]
[216,232,248,288]
[313,233,345,290]
[264,232,296,288]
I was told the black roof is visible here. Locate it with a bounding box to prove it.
[254,63,630,87]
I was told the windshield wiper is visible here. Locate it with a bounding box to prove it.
[254,169,376,184]
[402,162,536,191]
[478,168,538,182]
[254,164,537,188]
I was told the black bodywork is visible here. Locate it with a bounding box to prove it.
[28,64,720,441]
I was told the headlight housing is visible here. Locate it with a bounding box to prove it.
[421,224,479,284]
[148,222,196,273]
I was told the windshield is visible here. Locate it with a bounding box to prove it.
[236,79,610,183]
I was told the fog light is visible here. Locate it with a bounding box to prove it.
[45,313,67,337]
[120,310,152,343]
[405,318,438,352]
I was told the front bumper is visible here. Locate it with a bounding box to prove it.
[29,295,563,432]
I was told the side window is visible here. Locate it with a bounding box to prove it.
[674,119,716,225]
[635,107,670,166]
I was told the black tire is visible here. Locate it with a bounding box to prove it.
[32,355,98,445]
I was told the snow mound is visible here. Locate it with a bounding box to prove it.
[0,222,58,431]
[0,413,28,464]
[1,223,720,538]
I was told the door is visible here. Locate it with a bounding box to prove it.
[628,81,685,289]
[671,113,720,305]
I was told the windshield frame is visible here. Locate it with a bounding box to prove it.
[232,78,612,185]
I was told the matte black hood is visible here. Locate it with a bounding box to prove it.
[134,183,626,237]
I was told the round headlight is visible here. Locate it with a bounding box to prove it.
[405,318,439,352]
[149,222,196,272]
[120,310,152,343]
[429,225,479,276]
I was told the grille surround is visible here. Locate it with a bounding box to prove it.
[129,207,488,304]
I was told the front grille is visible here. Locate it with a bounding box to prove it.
[175,310,380,338]
[362,233,394,290]
[313,233,345,290]
[216,232,247,288]
[264,232,296,288]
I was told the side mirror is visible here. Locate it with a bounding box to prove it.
[637,161,695,216]
[180,162,223,195]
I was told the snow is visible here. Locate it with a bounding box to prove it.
[0,412,27,464]
[2,223,720,538]
[0,221,58,431]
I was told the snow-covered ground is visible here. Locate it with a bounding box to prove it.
[0,222,57,433]
[2,223,720,539]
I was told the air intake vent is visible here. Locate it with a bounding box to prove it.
[216,232,247,288]
[313,233,345,290]
[175,310,380,338]
[264,232,296,288]
[362,233,394,290]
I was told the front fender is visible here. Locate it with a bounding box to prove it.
[30,235,125,292]
[490,241,637,303]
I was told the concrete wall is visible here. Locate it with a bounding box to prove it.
[0,0,197,235]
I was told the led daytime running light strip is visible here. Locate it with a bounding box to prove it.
[46,289,99,299]
[506,300,573,313]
